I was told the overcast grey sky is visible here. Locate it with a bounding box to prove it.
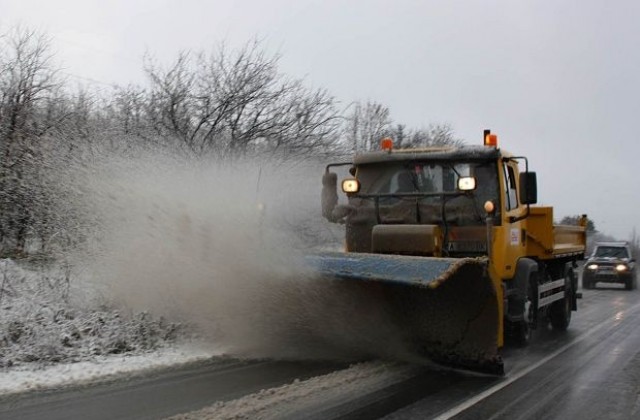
[1,0,639,239]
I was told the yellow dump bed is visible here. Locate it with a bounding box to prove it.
[524,207,587,259]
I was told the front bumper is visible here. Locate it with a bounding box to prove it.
[584,269,632,284]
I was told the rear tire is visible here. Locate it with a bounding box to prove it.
[582,274,592,290]
[550,271,573,331]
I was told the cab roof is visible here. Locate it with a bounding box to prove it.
[352,145,506,165]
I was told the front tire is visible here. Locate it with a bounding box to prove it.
[550,270,573,331]
[511,277,535,346]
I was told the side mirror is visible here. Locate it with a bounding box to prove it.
[321,172,338,220]
[519,172,537,205]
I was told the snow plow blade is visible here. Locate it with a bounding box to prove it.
[305,252,502,374]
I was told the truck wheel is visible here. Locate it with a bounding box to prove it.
[625,276,634,291]
[512,281,534,346]
[550,272,573,331]
[582,275,592,290]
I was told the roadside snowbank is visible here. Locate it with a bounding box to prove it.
[0,258,188,374]
[0,343,221,397]
[0,258,228,399]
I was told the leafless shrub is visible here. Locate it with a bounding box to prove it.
[0,260,182,368]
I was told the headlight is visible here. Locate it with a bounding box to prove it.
[341,178,360,193]
[587,264,598,270]
[616,264,628,272]
[457,176,476,191]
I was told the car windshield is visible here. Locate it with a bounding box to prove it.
[594,246,629,258]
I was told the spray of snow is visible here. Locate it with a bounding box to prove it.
[61,153,421,363]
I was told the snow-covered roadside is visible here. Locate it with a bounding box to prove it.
[0,342,222,397]
[0,258,218,397]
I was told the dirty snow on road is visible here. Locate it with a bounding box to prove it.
[168,361,417,420]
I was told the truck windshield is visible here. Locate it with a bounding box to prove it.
[355,160,499,225]
[358,160,499,202]
[594,246,629,258]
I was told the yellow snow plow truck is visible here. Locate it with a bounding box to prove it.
[308,130,587,374]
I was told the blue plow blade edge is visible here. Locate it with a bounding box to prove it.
[305,251,462,287]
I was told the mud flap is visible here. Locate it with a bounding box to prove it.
[305,252,503,374]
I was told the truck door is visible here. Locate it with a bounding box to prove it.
[501,160,527,276]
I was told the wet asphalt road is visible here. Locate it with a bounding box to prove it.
[0,359,347,420]
[386,283,640,419]
[2,281,640,419]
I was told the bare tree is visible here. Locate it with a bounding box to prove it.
[142,51,197,154]
[0,27,66,253]
[141,41,341,159]
[403,123,464,148]
[342,102,464,152]
[344,101,391,152]
[112,85,147,136]
[0,28,60,161]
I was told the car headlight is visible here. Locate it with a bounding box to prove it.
[587,264,598,270]
[616,264,628,272]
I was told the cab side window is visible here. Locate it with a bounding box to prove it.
[502,163,518,211]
